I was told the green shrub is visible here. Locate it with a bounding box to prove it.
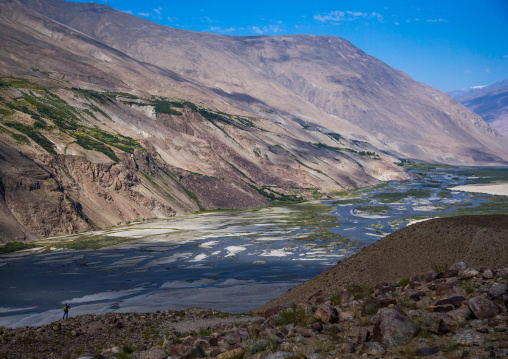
[349,284,373,300]
[432,263,450,273]
[398,277,410,287]
[4,122,56,154]
[273,306,307,326]
[0,242,38,254]
[74,133,119,162]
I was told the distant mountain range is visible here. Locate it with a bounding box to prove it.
[1,0,507,242]
[448,79,508,136]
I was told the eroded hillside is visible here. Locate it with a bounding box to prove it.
[0,76,407,242]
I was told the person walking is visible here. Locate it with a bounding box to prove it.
[63,303,70,319]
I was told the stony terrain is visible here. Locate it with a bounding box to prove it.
[1,261,506,358]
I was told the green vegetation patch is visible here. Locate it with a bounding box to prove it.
[23,92,82,130]
[54,235,136,250]
[0,108,14,117]
[454,196,508,215]
[455,168,508,184]
[438,191,453,198]
[85,128,143,153]
[74,133,119,162]
[370,189,432,203]
[152,98,183,116]
[4,122,56,154]
[0,242,38,254]
[354,205,391,214]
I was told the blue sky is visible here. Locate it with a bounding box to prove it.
[69,0,508,92]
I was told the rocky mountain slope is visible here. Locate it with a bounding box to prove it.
[1,216,507,358]
[1,0,507,242]
[448,79,508,137]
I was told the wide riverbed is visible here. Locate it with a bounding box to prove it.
[0,167,506,327]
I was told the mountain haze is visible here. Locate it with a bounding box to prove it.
[448,79,508,137]
[0,0,507,242]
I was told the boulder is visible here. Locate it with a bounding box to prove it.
[434,296,467,309]
[362,298,397,315]
[171,344,206,359]
[216,348,245,359]
[455,262,468,270]
[357,328,370,344]
[458,268,479,279]
[441,269,459,278]
[224,332,242,345]
[468,297,500,319]
[372,308,418,345]
[313,304,338,323]
[435,282,466,298]
[488,283,507,298]
[482,268,494,279]
[139,348,168,359]
[423,270,439,282]
[361,342,385,355]
[453,329,487,346]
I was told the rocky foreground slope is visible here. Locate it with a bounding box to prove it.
[1,216,507,359]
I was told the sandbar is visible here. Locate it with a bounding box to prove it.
[450,182,508,196]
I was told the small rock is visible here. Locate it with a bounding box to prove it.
[433,304,455,313]
[224,332,242,345]
[488,283,507,298]
[216,347,245,359]
[264,351,293,359]
[468,297,500,319]
[313,304,338,323]
[311,322,323,332]
[435,296,467,309]
[338,309,355,321]
[455,262,468,270]
[482,268,494,279]
[139,348,168,359]
[423,270,439,282]
[458,267,479,280]
[52,323,61,331]
[362,298,397,315]
[357,328,370,344]
[453,329,487,346]
[415,346,438,356]
[362,342,385,355]
[441,269,459,278]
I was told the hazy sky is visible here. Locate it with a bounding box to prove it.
[69,0,508,92]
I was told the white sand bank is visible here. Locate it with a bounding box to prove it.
[449,183,508,196]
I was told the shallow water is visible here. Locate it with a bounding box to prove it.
[0,167,506,327]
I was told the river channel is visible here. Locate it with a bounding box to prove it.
[0,167,506,327]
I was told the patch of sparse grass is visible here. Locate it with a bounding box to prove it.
[54,235,135,250]
[398,277,410,287]
[273,306,308,326]
[0,242,38,254]
[349,284,373,300]
[438,191,453,198]
[432,263,450,273]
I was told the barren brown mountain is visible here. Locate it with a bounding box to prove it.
[0,0,507,242]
